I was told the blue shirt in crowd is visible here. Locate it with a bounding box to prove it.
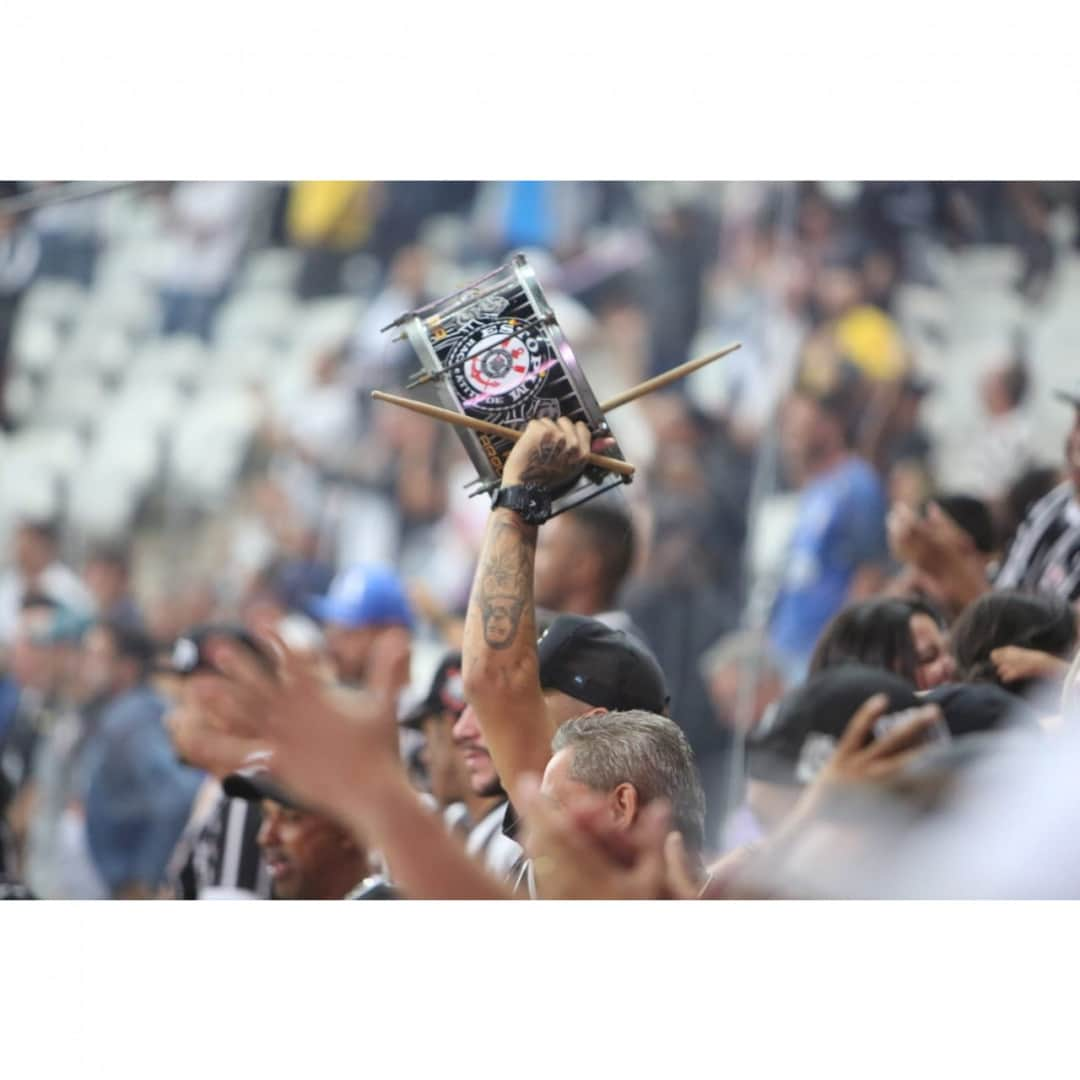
[83,685,201,895]
[769,457,888,675]
[0,677,18,748]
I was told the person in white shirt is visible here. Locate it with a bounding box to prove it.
[155,181,256,340]
[0,520,93,650]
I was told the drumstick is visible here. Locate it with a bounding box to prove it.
[371,391,636,477]
[599,343,741,413]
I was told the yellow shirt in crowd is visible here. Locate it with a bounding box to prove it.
[286,182,375,250]
[833,304,908,382]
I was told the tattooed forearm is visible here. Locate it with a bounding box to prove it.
[519,432,585,489]
[474,514,537,650]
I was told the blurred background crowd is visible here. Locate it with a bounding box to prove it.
[2,179,1080,899]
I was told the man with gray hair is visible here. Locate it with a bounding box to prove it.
[547,710,706,856]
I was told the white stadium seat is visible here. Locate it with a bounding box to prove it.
[212,292,298,351]
[125,336,210,389]
[19,279,88,329]
[11,316,64,376]
[167,386,260,507]
[34,373,112,432]
[64,463,141,539]
[237,248,302,292]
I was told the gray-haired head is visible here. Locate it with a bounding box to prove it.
[550,709,706,853]
[699,629,786,684]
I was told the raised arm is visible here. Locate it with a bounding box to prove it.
[461,418,595,807]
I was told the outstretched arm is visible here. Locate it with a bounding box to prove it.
[193,638,512,900]
[462,418,595,808]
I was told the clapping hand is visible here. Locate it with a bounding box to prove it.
[189,635,401,824]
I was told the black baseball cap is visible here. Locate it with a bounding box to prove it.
[748,665,1041,788]
[748,665,920,787]
[222,766,303,811]
[401,652,466,729]
[537,614,669,715]
[157,623,275,678]
[921,683,1040,735]
[501,617,670,845]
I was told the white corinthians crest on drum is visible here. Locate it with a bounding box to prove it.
[447,317,553,422]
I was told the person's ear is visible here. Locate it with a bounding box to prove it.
[610,782,639,830]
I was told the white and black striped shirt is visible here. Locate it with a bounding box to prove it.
[166,780,271,900]
[996,483,1080,601]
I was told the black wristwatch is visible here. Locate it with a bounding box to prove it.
[493,483,553,525]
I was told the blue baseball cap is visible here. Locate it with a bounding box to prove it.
[307,564,414,630]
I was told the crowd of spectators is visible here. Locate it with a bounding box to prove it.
[3,179,1080,899]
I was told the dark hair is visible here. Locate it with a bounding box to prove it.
[96,618,158,680]
[17,518,59,546]
[930,494,997,555]
[1001,356,1030,409]
[794,362,866,450]
[950,589,1077,696]
[20,591,60,612]
[1001,466,1062,547]
[810,597,947,686]
[85,541,132,572]
[567,501,636,609]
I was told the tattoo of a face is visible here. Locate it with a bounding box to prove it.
[475,517,536,649]
[519,433,585,490]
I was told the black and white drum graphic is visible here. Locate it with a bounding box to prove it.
[386,254,630,514]
[446,317,554,424]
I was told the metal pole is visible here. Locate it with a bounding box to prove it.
[724,180,801,825]
[0,181,146,218]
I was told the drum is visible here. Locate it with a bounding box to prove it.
[382,253,630,515]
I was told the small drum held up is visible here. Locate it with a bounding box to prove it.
[382,254,631,516]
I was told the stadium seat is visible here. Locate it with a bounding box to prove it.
[290,297,366,356]
[166,386,260,507]
[212,291,298,351]
[125,336,210,390]
[4,372,39,426]
[0,446,62,521]
[19,279,89,330]
[64,463,141,539]
[87,417,163,489]
[204,340,283,387]
[237,248,302,292]
[34,373,112,433]
[11,316,64,377]
[82,283,162,337]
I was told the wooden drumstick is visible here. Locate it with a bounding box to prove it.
[599,342,741,413]
[370,391,636,477]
